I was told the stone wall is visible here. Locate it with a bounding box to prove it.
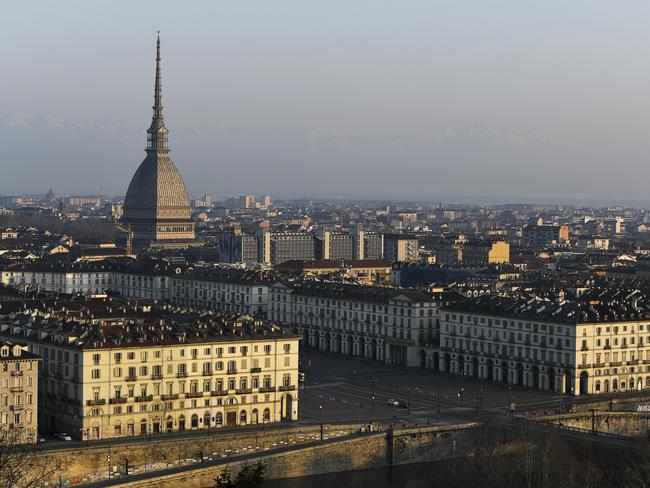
[42,423,361,485]
[540,412,650,437]
[110,423,479,488]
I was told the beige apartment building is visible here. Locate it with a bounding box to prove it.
[0,342,39,443]
[0,304,299,440]
[437,290,650,396]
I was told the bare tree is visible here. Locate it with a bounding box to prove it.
[0,431,71,488]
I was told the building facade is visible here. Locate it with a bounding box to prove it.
[383,234,419,262]
[521,225,569,248]
[0,342,38,443]
[437,291,650,396]
[170,268,275,316]
[269,281,454,367]
[0,304,299,440]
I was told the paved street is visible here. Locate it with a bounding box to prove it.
[299,349,567,425]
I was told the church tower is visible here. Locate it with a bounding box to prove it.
[122,34,195,248]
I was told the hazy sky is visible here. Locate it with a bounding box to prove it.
[2,1,650,203]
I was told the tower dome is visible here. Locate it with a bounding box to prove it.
[122,34,195,247]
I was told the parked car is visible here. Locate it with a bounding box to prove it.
[54,433,72,441]
[387,399,399,406]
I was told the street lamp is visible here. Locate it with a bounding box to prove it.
[371,376,376,410]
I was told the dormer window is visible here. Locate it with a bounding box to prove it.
[0,347,8,357]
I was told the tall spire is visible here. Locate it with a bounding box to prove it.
[146,31,169,153]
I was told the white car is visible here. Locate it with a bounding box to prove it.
[387,399,399,406]
[55,433,72,441]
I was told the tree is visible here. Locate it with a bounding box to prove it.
[215,462,266,488]
[0,430,72,488]
[235,462,266,488]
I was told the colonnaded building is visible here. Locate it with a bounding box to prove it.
[122,35,196,248]
[438,288,650,396]
[269,281,458,367]
[0,298,299,440]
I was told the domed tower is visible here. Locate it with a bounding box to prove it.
[122,34,195,248]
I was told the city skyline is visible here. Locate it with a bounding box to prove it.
[3,1,650,201]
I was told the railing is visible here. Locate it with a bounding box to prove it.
[126,375,137,382]
[161,394,179,400]
[185,392,203,399]
[86,399,106,406]
[10,371,23,376]
[176,372,188,378]
[236,388,252,394]
[9,386,23,392]
[250,367,262,373]
[202,371,213,376]
[134,395,153,402]
[258,387,275,393]
[109,397,127,404]
[211,391,227,397]
[278,385,296,392]
[151,373,163,380]
[11,405,25,411]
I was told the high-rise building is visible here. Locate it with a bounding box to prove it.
[383,234,418,262]
[122,35,195,248]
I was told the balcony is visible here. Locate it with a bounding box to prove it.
[236,388,252,395]
[176,372,188,378]
[610,361,623,367]
[135,395,153,403]
[201,371,213,377]
[581,346,589,351]
[250,367,262,373]
[278,385,296,392]
[211,391,227,397]
[258,386,275,393]
[9,386,23,393]
[86,399,106,406]
[185,392,203,399]
[125,375,137,382]
[578,364,592,370]
[109,397,127,404]
[10,371,23,377]
[10,405,25,411]
[151,373,163,380]
[227,369,237,375]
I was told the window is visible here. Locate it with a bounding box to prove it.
[283,344,291,353]
[92,354,101,365]
[91,369,101,379]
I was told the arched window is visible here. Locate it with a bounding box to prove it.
[252,409,259,424]
[263,408,271,422]
[240,410,247,425]
[595,381,601,392]
[215,412,223,425]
